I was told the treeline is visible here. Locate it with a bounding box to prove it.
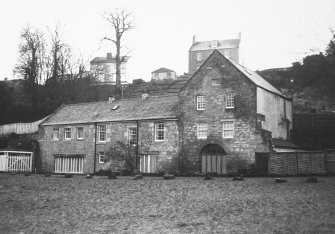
[0,25,120,125]
[259,34,335,97]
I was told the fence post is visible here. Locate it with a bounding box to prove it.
[296,151,299,175]
[324,150,328,175]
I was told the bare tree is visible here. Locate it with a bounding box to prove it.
[103,9,134,88]
[16,25,46,110]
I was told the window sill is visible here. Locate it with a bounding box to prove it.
[77,138,84,141]
[64,139,71,141]
[155,140,165,143]
[225,107,234,109]
[51,139,60,142]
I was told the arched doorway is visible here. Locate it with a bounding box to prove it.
[201,144,226,174]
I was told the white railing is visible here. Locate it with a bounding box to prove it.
[0,117,48,135]
[0,151,33,172]
[54,157,84,174]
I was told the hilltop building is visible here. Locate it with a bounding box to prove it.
[151,67,177,80]
[90,53,129,83]
[189,34,241,76]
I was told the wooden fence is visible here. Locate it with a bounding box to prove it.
[255,150,335,176]
[0,117,47,135]
[0,151,33,173]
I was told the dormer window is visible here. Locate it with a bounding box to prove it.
[211,40,218,48]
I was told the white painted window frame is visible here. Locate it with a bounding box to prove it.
[98,152,105,164]
[128,127,137,146]
[196,52,202,61]
[64,127,71,140]
[98,124,107,142]
[76,127,84,140]
[52,128,59,141]
[226,93,235,109]
[197,96,205,110]
[222,120,235,138]
[197,123,208,139]
[155,123,165,142]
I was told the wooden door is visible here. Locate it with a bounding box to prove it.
[201,144,226,174]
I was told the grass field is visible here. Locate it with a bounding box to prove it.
[1,174,335,233]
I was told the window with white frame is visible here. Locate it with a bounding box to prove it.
[98,124,107,142]
[64,128,71,140]
[52,128,59,141]
[196,52,202,61]
[223,121,234,138]
[76,127,84,140]
[197,123,208,139]
[197,96,205,110]
[128,127,137,146]
[98,152,105,163]
[226,93,235,109]
[155,123,165,141]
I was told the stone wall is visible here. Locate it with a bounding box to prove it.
[38,119,179,174]
[180,50,271,174]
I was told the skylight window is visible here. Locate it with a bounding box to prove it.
[112,105,119,110]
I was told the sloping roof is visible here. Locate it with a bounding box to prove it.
[152,67,175,74]
[190,39,240,51]
[41,95,179,126]
[228,58,284,96]
[272,138,302,149]
[90,56,129,64]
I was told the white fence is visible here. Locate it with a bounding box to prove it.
[0,117,48,135]
[0,151,33,172]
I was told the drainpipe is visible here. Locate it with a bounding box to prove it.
[93,123,97,174]
[136,120,139,170]
[284,99,289,140]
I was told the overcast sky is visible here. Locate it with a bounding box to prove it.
[1,0,335,82]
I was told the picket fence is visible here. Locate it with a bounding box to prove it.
[0,151,33,173]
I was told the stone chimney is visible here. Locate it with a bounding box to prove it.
[107,53,113,60]
[238,32,242,41]
[192,35,196,45]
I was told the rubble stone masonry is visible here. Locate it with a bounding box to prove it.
[180,51,270,173]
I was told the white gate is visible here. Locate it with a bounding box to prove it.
[0,151,33,172]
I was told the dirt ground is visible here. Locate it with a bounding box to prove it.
[0,174,335,233]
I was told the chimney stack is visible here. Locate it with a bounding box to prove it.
[192,35,196,45]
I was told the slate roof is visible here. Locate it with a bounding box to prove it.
[41,95,179,126]
[229,59,284,96]
[272,138,302,149]
[190,39,240,51]
[152,67,175,74]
